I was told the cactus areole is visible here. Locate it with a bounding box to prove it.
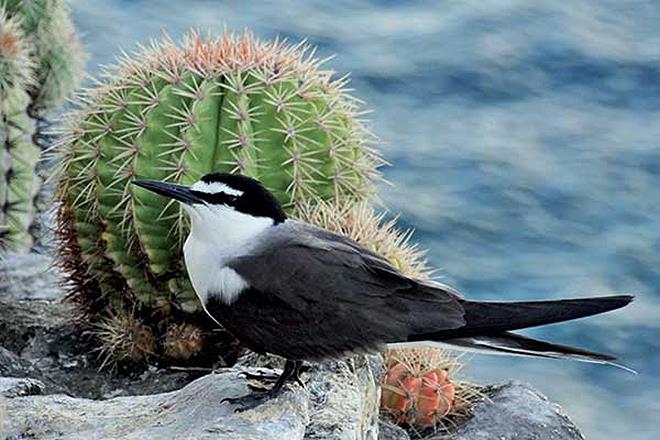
[54,31,383,362]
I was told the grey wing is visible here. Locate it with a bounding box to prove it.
[227,221,466,356]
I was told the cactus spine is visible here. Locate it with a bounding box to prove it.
[0,0,84,252]
[54,31,387,363]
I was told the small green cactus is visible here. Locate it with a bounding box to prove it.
[0,8,33,89]
[0,10,39,252]
[1,0,85,111]
[53,30,390,363]
[0,0,84,252]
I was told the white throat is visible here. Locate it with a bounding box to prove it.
[182,203,273,306]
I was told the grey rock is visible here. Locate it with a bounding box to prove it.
[0,346,33,378]
[4,371,308,440]
[378,420,410,440]
[450,381,584,440]
[0,377,45,398]
[0,300,196,398]
[0,252,65,301]
[2,357,381,440]
[0,299,177,398]
[0,299,75,358]
[305,356,381,440]
[0,345,71,396]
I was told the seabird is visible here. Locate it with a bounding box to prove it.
[133,173,634,407]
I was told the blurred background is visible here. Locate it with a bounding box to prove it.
[69,1,659,438]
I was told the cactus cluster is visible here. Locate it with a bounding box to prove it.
[53,31,388,364]
[381,349,481,432]
[0,0,84,252]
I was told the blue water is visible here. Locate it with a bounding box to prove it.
[69,1,659,438]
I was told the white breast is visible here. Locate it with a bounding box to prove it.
[182,203,273,307]
[209,267,249,302]
[184,234,249,306]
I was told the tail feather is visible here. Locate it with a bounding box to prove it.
[404,294,635,371]
[435,332,636,373]
[427,294,634,339]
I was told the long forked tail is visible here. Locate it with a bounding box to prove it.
[457,295,634,337]
[412,294,635,371]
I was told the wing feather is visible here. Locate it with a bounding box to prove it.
[226,221,465,357]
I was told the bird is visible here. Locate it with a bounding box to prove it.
[133,172,634,407]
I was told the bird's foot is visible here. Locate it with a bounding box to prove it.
[222,360,303,412]
[221,389,276,412]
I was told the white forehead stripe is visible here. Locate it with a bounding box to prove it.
[191,181,243,197]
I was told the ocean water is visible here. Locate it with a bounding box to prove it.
[68,1,659,438]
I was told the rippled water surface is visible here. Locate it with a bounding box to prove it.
[69,1,659,438]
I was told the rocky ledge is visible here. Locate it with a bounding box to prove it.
[0,253,585,439]
[1,375,585,440]
[1,360,380,440]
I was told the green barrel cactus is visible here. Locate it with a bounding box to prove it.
[54,31,389,364]
[0,0,84,252]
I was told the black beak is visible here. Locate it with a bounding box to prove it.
[132,180,202,205]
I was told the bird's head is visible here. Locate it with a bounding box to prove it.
[133,173,287,232]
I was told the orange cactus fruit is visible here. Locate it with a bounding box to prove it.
[381,350,457,429]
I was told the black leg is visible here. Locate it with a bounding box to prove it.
[269,359,300,395]
[221,359,302,411]
[291,361,306,388]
